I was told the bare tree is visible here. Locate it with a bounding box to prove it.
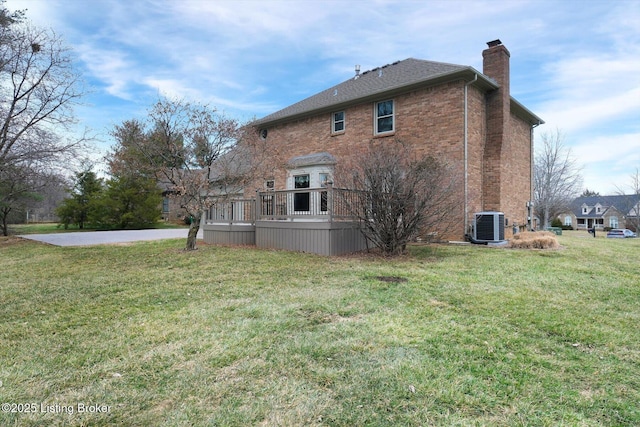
[0,159,68,234]
[615,168,640,232]
[341,139,460,255]
[0,3,87,234]
[110,97,257,250]
[0,163,37,234]
[534,130,583,229]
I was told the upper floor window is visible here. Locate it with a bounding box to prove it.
[375,100,394,135]
[332,111,345,134]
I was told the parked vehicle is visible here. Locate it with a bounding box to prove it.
[606,229,637,238]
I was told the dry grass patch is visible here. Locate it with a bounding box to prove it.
[508,231,560,249]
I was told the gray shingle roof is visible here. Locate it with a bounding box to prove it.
[254,58,500,126]
[569,195,640,217]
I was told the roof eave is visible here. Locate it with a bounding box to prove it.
[510,97,544,126]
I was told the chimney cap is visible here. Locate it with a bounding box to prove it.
[487,39,502,48]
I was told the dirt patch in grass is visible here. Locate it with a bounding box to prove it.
[0,236,29,247]
[375,276,408,283]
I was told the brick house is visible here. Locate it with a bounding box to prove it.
[202,40,543,254]
[560,195,640,232]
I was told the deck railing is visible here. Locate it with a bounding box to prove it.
[204,188,363,223]
[204,198,256,224]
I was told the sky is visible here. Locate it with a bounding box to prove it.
[6,0,640,195]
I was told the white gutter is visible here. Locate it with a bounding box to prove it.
[464,74,478,235]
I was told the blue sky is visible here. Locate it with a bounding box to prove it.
[7,0,640,195]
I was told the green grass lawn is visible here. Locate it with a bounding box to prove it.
[1,231,638,426]
[9,221,187,235]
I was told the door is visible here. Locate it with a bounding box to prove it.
[294,174,310,212]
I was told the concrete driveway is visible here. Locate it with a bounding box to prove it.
[19,228,203,247]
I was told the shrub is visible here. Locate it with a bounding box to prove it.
[551,218,563,228]
[509,231,560,249]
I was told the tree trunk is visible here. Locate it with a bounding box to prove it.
[184,213,201,251]
[1,210,8,236]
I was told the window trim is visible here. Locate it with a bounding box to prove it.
[374,99,395,135]
[610,216,619,228]
[331,111,345,134]
[293,174,310,212]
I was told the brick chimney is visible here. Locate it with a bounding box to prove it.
[482,39,511,212]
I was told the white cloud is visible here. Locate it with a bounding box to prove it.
[77,46,138,99]
[5,0,639,192]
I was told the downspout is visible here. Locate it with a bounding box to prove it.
[464,74,478,235]
[530,121,541,231]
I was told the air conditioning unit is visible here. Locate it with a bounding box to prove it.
[473,212,505,242]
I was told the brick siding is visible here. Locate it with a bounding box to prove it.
[249,45,535,240]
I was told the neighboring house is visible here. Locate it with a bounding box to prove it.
[202,39,543,254]
[560,195,640,232]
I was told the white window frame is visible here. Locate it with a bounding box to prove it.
[374,99,394,135]
[610,216,619,228]
[564,215,572,226]
[332,111,345,134]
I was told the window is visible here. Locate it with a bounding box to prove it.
[265,180,274,190]
[294,174,310,212]
[375,100,394,134]
[162,197,170,213]
[332,111,345,134]
[564,215,572,226]
[610,216,619,228]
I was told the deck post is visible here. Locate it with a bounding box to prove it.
[328,182,334,223]
[255,190,261,220]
